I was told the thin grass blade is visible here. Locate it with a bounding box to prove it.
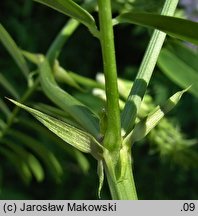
[3,139,44,182]
[0,24,29,78]
[7,129,63,182]
[0,98,11,118]
[0,74,20,99]
[0,146,32,184]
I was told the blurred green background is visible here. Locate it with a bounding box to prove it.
[0,0,198,199]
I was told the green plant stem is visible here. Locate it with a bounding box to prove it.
[121,0,179,135]
[103,146,137,200]
[97,0,137,200]
[98,0,121,151]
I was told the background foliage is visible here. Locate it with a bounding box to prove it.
[0,0,198,199]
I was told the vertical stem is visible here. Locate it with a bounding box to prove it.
[98,0,121,151]
[103,147,138,200]
[121,0,179,134]
[97,0,137,199]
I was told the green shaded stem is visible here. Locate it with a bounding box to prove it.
[121,0,179,135]
[98,0,121,151]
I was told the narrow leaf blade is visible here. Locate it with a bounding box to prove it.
[0,74,20,99]
[125,88,189,144]
[158,48,198,98]
[0,24,29,78]
[8,99,103,159]
[33,0,98,37]
[0,98,11,118]
[115,12,198,45]
[8,130,63,182]
[0,146,32,184]
[3,139,45,182]
[38,56,99,137]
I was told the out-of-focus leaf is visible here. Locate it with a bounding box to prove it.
[166,41,198,72]
[8,99,104,160]
[124,88,188,145]
[33,0,99,37]
[18,118,90,174]
[0,24,29,78]
[46,19,79,64]
[0,146,32,184]
[7,130,63,182]
[70,72,104,90]
[0,98,11,118]
[73,150,90,174]
[53,61,83,91]
[158,47,198,98]
[0,119,6,130]
[22,50,41,65]
[115,12,198,45]
[74,92,105,115]
[0,74,20,99]
[3,139,44,182]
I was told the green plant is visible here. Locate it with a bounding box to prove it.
[1,0,198,199]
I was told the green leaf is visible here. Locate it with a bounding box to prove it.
[0,146,32,184]
[70,72,104,90]
[115,12,198,45]
[53,61,83,91]
[7,130,63,182]
[0,74,20,99]
[0,98,11,118]
[124,88,189,145]
[46,19,79,64]
[8,99,104,160]
[0,24,29,78]
[3,139,45,182]
[0,118,6,129]
[22,50,41,65]
[34,103,83,129]
[18,118,90,174]
[74,150,90,174]
[33,0,99,37]
[22,52,100,135]
[166,41,198,72]
[120,0,179,136]
[158,47,198,98]
[38,56,99,137]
